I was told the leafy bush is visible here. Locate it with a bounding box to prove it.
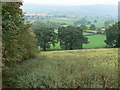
[2,2,37,65]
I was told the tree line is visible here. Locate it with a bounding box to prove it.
[33,21,120,51]
[33,23,89,51]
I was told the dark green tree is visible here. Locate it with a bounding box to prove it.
[58,26,88,50]
[104,21,110,27]
[34,26,57,51]
[94,20,97,23]
[90,24,96,30]
[87,21,91,25]
[74,18,88,25]
[105,22,120,47]
[80,25,87,31]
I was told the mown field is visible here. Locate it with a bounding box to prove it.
[83,34,106,49]
[3,48,118,88]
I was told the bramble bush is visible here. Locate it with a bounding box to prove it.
[2,2,37,66]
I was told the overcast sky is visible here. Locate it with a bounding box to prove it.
[23,0,119,5]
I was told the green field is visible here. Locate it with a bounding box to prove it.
[83,34,106,49]
[83,32,93,35]
[50,34,106,50]
[41,16,107,50]
[50,42,61,50]
[42,16,106,28]
[43,18,74,25]
[86,17,106,28]
[3,48,118,88]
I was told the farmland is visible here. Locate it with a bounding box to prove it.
[83,34,106,49]
[40,17,107,27]
[49,33,106,50]
[2,3,119,89]
[26,13,116,28]
[27,14,114,50]
[3,48,118,88]
[43,18,74,25]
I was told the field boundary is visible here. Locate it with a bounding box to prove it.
[43,48,118,52]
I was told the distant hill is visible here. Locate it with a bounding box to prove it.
[22,4,118,16]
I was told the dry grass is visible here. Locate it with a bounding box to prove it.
[3,48,118,88]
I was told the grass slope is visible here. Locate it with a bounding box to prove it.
[3,48,118,88]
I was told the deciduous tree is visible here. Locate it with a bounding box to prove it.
[105,22,120,47]
[90,24,96,30]
[34,26,57,51]
[58,26,88,50]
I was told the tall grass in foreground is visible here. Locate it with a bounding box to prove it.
[3,48,118,88]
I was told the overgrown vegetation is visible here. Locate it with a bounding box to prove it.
[3,48,118,88]
[2,2,37,66]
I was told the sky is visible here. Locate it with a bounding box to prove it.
[23,0,119,5]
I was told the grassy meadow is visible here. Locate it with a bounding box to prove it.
[3,48,118,88]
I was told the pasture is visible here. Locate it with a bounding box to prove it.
[42,16,107,28]
[50,33,106,50]
[83,34,106,49]
[43,18,74,25]
[3,48,118,88]
[83,32,92,35]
